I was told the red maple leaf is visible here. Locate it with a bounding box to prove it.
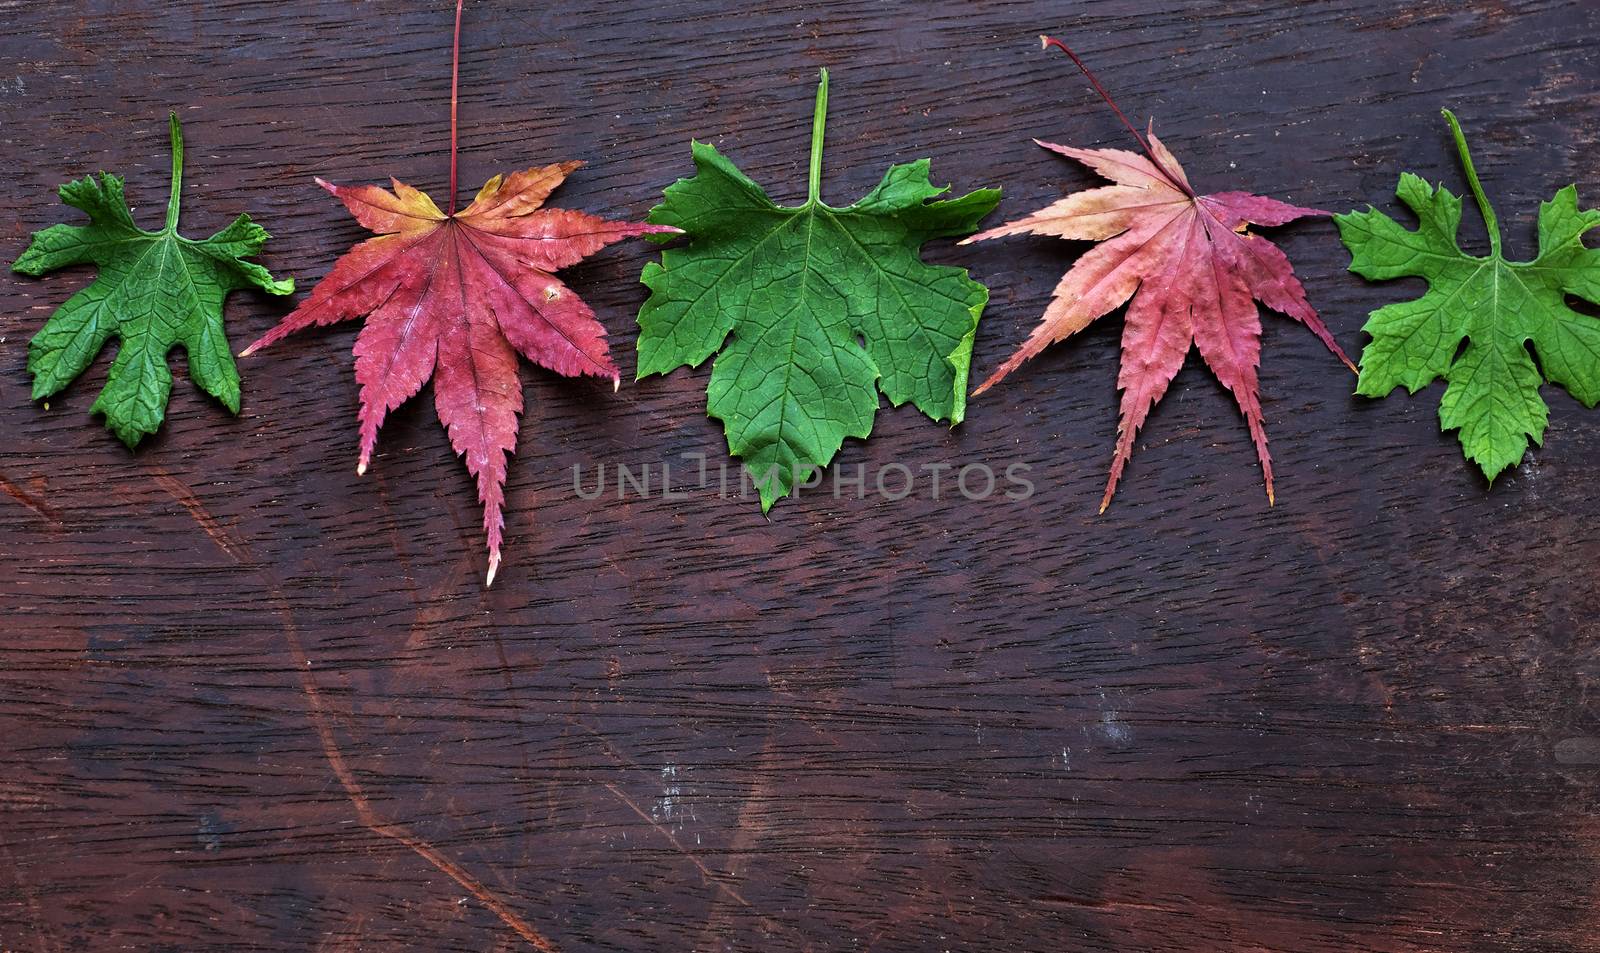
[242,1,675,584]
[967,37,1352,510]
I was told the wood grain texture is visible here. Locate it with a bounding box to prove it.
[3,1,1599,950]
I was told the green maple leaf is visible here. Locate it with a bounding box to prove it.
[13,114,293,447]
[637,70,1000,510]
[1335,109,1600,480]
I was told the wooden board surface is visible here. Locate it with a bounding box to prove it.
[3,1,1599,950]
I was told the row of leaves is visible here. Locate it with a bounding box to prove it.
[14,40,1600,585]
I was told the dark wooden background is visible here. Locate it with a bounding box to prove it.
[3,1,1599,950]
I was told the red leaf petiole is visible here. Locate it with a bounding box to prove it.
[1039,34,1194,197]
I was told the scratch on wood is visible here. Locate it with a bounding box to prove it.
[598,780,752,910]
[281,622,562,953]
[0,471,61,525]
[146,472,560,952]
[1035,894,1172,914]
[564,718,757,911]
[151,471,249,564]
[695,734,778,946]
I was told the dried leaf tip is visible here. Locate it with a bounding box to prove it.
[486,554,500,588]
[356,460,367,476]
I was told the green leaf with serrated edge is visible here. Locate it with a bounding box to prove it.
[12,114,293,446]
[637,70,1000,511]
[1335,110,1600,481]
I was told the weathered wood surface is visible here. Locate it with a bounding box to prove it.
[3,1,1599,950]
